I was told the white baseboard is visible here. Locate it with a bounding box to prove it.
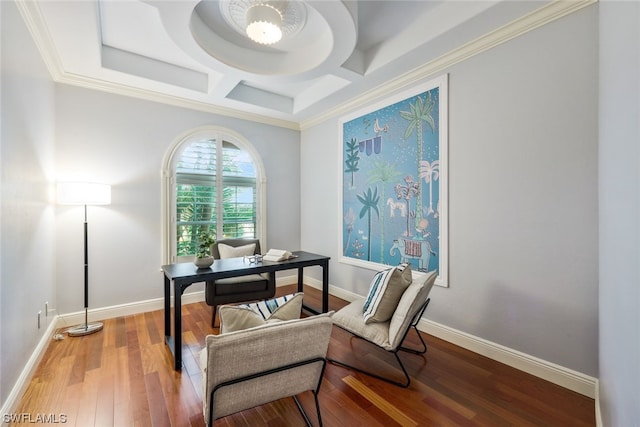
[305,276,597,399]
[56,291,205,329]
[303,276,361,303]
[595,380,603,426]
[57,275,300,329]
[1,316,59,424]
[44,275,596,412]
[419,318,597,398]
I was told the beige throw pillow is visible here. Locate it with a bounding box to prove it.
[219,293,303,333]
[218,243,256,259]
[363,263,412,324]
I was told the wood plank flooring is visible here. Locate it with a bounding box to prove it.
[11,285,595,426]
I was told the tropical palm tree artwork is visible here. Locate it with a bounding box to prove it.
[393,176,420,238]
[342,76,444,275]
[344,137,360,188]
[419,159,440,215]
[400,91,436,224]
[368,159,400,261]
[357,186,380,260]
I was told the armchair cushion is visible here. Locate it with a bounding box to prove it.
[333,297,394,350]
[333,270,437,351]
[363,263,412,324]
[219,293,303,333]
[388,270,437,348]
[218,243,256,259]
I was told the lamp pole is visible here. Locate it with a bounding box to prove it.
[57,182,110,337]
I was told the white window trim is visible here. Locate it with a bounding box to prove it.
[161,126,267,264]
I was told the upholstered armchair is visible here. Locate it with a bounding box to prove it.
[205,238,275,327]
[199,313,333,426]
[328,269,437,387]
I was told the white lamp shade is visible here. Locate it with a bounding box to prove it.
[246,4,282,45]
[57,182,111,205]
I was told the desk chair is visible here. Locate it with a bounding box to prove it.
[205,238,275,327]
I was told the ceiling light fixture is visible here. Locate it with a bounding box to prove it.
[245,3,283,45]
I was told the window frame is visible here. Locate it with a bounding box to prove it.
[162,126,267,264]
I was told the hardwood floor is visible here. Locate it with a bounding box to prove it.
[11,285,595,426]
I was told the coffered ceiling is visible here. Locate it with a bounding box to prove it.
[17,1,588,129]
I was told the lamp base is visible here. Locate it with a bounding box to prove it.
[67,322,103,337]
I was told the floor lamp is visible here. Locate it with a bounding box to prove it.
[57,182,111,337]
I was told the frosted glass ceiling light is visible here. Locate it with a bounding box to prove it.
[246,4,283,45]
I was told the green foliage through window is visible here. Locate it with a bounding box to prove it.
[175,139,257,257]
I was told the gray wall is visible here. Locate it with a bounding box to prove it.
[0,0,301,409]
[0,1,57,405]
[6,0,640,421]
[301,6,599,376]
[54,86,301,314]
[598,1,640,425]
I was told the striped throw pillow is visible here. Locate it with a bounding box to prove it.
[363,263,412,324]
[219,293,303,333]
[241,293,301,319]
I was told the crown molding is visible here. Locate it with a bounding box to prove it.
[299,0,597,130]
[15,0,301,131]
[53,71,301,130]
[16,0,595,132]
[15,0,65,79]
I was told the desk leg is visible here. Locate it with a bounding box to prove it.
[297,267,304,293]
[269,271,276,292]
[322,261,329,313]
[163,275,170,337]
[173,284,183,370]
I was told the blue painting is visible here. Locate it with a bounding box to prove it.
[341,75,448,286]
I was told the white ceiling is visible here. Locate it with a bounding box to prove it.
[23,0,556,128]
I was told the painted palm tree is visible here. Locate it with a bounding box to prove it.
[419,159,440,215]
[394,176,420,237]
[357,186,380,260]
[344,137,360,188]
[399,91,436,223]
[368,159,400,262]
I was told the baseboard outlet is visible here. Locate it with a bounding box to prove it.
[418,318,597,398]
[0,316,59,424]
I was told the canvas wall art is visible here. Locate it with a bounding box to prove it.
[340,75,448,287]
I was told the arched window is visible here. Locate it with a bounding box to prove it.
[162,127,266,263]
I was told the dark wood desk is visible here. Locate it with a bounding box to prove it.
[162,250,330,370]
